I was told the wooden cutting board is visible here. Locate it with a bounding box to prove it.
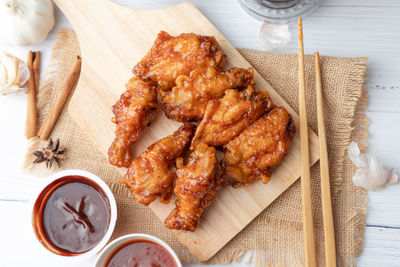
[54,0,320,261]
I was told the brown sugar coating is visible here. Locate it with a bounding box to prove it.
[191,86,274,148]
[121,124,195,205]
[108,31,297,231]
[108,77,159,168]
[222,107,296,187]
[160,67,255,122]
[165,142,221,231]
[133,31,226,91]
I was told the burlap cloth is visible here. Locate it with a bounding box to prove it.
[25,30,368,266]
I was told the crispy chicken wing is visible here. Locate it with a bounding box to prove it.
[191,86,274,148]
[222,107,296,187]
[108,77,159,168]
[160,67,255,122]
[133,31,225,90]
[165,142,221,231]
[120,124,195,205]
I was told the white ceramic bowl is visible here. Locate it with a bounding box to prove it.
[29,169,117,261]
[94,233,182,267]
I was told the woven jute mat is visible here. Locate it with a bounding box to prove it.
[25,30,368,266]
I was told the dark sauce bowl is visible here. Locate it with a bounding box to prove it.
[95,234,182,267]
[30,170,117,260]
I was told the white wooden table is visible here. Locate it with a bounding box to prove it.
[1,1,400,266]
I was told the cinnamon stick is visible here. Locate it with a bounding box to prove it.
[33,52,40,93]
[38,56,82,140]
[25,51,38,139]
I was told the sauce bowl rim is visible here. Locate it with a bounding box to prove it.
[29,169,117,261]
[94,233,183,267]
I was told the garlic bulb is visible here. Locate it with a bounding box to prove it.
[0,0,54,46]
[0,52,30,95]
[258,22,291,51]
[348,141,398,191]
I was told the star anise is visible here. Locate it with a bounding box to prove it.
[33,139,66,169]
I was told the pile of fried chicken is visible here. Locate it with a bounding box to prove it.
[108,31,296,232]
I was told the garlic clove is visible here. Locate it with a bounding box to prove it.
[348,141,366,168]
[4,52,18,86]
[0,63,7,87]
[348,141,398,191]
[386,168,399,186]
[0,51,30,95]
[16,58,30,87]
[258,22,291,51]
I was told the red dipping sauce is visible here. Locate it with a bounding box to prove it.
[105,239,178,267]
[33,175,111,256]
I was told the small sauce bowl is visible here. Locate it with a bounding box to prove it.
[95,233,182,267]
[30,169,117,261]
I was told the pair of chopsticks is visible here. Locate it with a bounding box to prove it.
[298,18,337,267]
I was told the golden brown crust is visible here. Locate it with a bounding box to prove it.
[160,67,255,122]
[120,123,195,205]
[108,77,159,168]
[222,107,296,187]
[109,32,298,231]
[133,31,226,91]
[191,86,274,148]
[164,142,221,231]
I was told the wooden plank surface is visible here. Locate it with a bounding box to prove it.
[1,0,400,266]
[53,0,320,261]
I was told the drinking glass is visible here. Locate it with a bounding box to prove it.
[238,0,320,23]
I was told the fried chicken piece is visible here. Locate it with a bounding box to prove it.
[160,67,255,122]
[120,124,195,205]
[165,142,221,231]
[108,77,159,168]
[191,86,274,148]
[222,107,296,187]
[133,31,225,90]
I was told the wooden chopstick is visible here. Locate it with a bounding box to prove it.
[298,18,317,267]
[315,52,337,267]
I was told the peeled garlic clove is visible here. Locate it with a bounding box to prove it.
[348,141,398,191]
[16,59,30,87]
[0,51,30,95]
[0,63,7,87]
[258,22,291,51]
[6,53,18,85]
[348,141,367,168]
[0,52,17,88]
